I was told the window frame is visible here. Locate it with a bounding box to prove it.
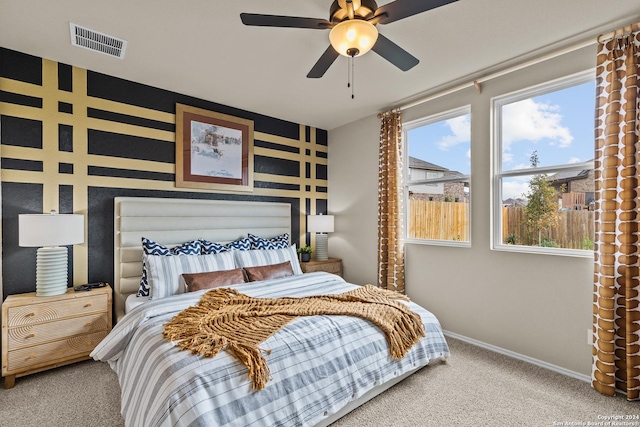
[490,69,595,257]
[403,105,472,247]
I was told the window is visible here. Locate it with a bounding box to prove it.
[492,70,595,256]
[404,106,471,245]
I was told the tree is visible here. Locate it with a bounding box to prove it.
[523,151,560,246]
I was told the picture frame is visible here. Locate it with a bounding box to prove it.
[175,104,254,192]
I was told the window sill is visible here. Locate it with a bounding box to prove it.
[492,243,594,258]
[405,238,471,248]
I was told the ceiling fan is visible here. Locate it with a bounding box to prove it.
[240,0,459,79]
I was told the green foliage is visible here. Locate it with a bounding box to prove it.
[540,237,559,248]
[297,245,313,254]
[523,151,561,246]
[581,237,594,251]
[506,234,517,245]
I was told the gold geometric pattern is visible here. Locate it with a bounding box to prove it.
[592,30,640,401]
[377,110,405,293]
[0,55,329,289]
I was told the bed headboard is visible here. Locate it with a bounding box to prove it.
[114,197,292,322]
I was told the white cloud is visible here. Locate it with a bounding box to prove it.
[436,115,471,150]
[567,156,581,164]
[512,163,530,170]
[503,152,513,163]
[502,179,530,201]
[502,99,573,150]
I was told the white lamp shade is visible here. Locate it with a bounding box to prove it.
[329,19,379,57]
[19,213,84,247]
[307,215,334,233]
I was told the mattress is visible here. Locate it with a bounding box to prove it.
[125,293,149,313]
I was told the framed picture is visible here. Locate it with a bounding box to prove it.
[176,104,254,192]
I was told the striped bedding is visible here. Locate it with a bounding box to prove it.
[91,272,449,427]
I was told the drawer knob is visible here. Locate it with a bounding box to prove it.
[27,333,35,339]
[26,354,35,360]
[26,312,35,317]
[84,303,92,308]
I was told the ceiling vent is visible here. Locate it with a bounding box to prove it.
[69,23,127,59]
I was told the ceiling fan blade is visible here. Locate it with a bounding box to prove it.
[373,0,459,25]
[307,46,340,78]
[240,13,332,29]
[371,34,419,71]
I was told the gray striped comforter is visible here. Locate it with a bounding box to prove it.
[91,272,449,427]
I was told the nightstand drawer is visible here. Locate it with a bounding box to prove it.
[305,262,341,274]
[7,330,109,372]
[7,293,109,327]
[7,313,109,349]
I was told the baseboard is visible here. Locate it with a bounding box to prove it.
[443,330,591,383]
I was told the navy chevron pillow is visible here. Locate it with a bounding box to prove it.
[248,233,289,250]
[200,237,252,254]
[199,239,229,255]
[137,237,201,297]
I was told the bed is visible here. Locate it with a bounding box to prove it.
[92,197,449,427]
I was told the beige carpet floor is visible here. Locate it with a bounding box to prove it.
[0,337,636,426]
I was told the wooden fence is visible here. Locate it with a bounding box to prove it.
[408,200,594,249]
[408,200,469,241]
[502,206,594,249]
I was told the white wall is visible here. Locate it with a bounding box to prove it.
[329,45,596,376]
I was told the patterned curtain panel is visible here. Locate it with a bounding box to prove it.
[377,110,405,293]
[592,30,640,401]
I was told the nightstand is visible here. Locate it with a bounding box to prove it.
[300,258,343,277]
[2,284,112,389]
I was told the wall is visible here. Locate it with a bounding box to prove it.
[0,47,329,300]
[329,45,596,376]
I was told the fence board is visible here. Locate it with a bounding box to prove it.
[408,200,594,249]
[408,199,469,241]
[501,206,594,249]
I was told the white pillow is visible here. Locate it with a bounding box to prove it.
[234,245,302,276]
[145,251,236,300]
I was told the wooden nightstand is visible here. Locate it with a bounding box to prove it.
[1,285,112,389]
[300,258,343,277]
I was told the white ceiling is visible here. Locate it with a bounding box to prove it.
[1,0,639,130]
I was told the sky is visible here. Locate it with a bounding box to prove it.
[407,80,596,200]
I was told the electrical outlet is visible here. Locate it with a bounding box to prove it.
[587,328,593,345]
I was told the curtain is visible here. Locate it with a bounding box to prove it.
[592,29,640,401]
[377,110,405,293]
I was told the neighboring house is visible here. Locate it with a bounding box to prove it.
[407,157,468,202]
[502,197,526,208]
[549,167,595,209]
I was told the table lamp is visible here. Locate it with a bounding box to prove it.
[307,214,334,262]
[19,211,84,296]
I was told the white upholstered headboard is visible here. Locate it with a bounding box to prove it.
[114,197,292,322]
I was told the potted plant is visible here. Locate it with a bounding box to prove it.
[298,245,312,262]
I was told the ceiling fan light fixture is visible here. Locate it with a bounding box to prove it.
[329,19,378,57]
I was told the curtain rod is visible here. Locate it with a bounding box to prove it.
[597,21,640,43]
[397,19,640,112]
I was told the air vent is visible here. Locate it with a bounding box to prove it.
[70,23,127,59]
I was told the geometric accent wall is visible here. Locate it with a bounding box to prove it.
[0,47,328,299]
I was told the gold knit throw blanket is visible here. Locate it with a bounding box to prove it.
[163,285,425,390]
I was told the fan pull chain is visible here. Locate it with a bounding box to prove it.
[351,57,355,99]
[347,56,351,90]
[347,55,355,99]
